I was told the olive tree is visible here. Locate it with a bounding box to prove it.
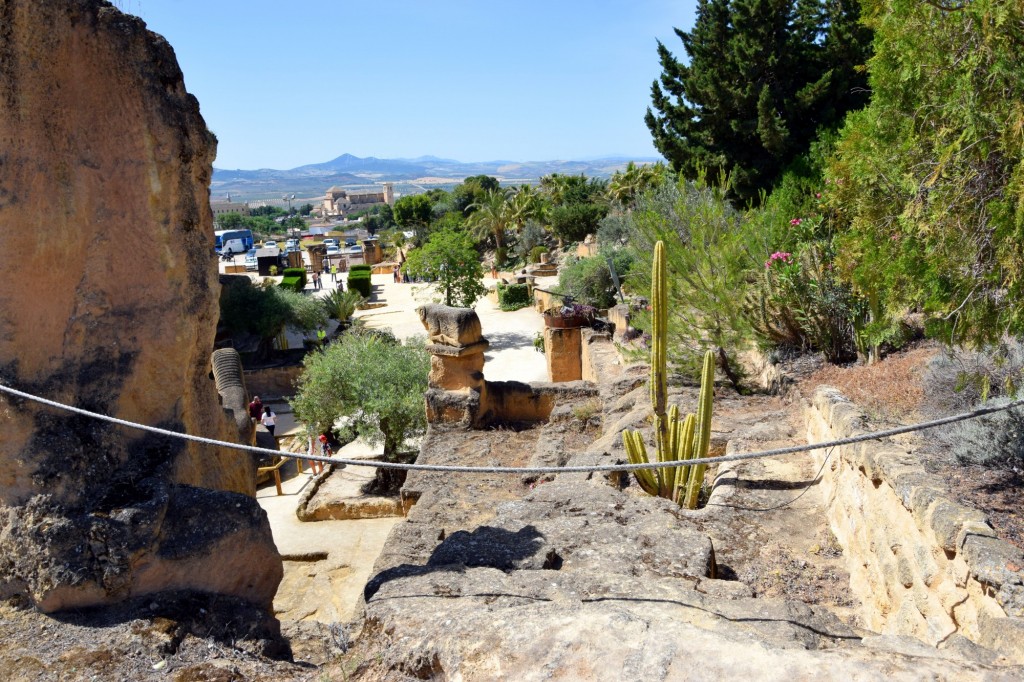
[290,331,430,488]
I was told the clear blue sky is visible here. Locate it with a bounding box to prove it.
[123,1,698,170]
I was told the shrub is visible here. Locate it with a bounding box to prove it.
[348,271,372,298]
[513,220,549,263]
[220,276,292,344]
[283,267,307,289]
[322,288,365,321]
[529,246,548,264]
[497,283,532,311]
[548,202,609,243]
[922,340,1024,413]
[746,244,859,363]
[351,264,372,273]
[557,252,633,310]
[279,276,304,293]
[935,398,1024,468]
[278,287,328,334]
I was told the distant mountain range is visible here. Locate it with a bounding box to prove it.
[210,153,663,201]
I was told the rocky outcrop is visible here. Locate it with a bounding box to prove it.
[361,439,1014,680]
[0,0,280,611]
[353,337,1022,679]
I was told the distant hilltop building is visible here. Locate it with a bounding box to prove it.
[322,182,394,217]
[210,195,250,217]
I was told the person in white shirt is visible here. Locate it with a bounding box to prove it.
[260,405,277,437]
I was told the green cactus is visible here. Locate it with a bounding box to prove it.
[623,240,715,509]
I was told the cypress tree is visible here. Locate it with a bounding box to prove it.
[645,0,871,205]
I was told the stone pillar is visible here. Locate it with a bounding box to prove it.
[418,304,489,424]
[545,327,583,382]
[428,345,487,391]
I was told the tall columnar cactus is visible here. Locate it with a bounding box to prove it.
[623,241,715,510]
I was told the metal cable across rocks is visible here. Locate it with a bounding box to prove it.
[1,382,1022,475]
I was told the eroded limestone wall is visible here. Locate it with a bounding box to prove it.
[807,387,1024,660]
[0,0,280,612]
[0,0,249,501]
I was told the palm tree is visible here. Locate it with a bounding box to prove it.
[507,184,544,229]
[540,173,571,206]
[608,162,668,208]
[467,189,513,261]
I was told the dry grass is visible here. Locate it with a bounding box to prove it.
[798,343,940,423]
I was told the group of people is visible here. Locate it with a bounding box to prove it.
[248,395,333,475]
[248,395,277,435]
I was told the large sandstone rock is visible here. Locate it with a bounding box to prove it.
[0,0,280,611]
[361,479,1012,681]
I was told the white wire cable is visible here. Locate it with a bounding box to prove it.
[1,382,1020,475]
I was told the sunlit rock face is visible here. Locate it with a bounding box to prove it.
[0,0,280,612]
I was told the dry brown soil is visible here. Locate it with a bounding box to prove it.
[795,342,1024,551]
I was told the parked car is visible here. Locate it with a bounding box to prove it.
[325,245,342,257]
[323,238,339,249]
[345,238,357,247]
[285,238,299,249]
[244,249,259,271]
[263,240,278,250]
[346,244,362,255]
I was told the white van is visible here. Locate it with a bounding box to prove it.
[221,238,247,255]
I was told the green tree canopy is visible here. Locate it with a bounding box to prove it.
[403,227,487,308]
[828,0,1024,348]
[646,0,872,204]
[393,194,434,228]
[217,212,245,229]
[290,332,429,458]
[451,175,501,216]
[547,202,609,243]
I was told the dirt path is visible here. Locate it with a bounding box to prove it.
[698,395,859,623]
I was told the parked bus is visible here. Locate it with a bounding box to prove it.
[215,229,254,255]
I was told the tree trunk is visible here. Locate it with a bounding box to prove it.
[716,346,744,393]
[367,430,408,494]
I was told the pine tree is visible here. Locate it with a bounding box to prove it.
[646,0,871,205]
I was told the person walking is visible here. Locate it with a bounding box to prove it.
[260,405,277,437]
[331,263,338,283]
[312,271,319,290]
[306,434,324,475]
[248,395,263,423]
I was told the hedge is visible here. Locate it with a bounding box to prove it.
[350,264,372,273]
[497,283,532,311]
[279,276,304,293]
[282,267,307,289]
[348,270,371,297]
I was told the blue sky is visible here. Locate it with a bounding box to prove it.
[124,1,698,170]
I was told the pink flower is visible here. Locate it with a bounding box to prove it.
[790,218,802,226]
[765,251,793,269]
[815,193,822,199]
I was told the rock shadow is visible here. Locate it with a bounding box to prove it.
[363,525,548,602]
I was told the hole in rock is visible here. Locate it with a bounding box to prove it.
[542,549,563,570]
